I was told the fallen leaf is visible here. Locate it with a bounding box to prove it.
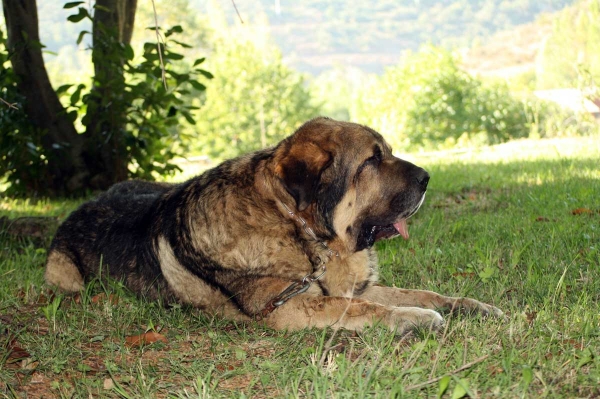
[5,339,30,363]
[452,272,476,278]
[563,339,584,350]
[486,364,503,376]
[525,311,537,324]
[125,331,167,347]
[21,358,39,371]
[36,294,48,305]
[572,208,593,215]
[103,378,114,390]
[535,216,550,222]
[91,293,119,305]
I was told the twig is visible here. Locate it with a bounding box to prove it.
[1,97,18,109]
[404,354,489,391]
[429,311,455,378]
[150,0,167,90]
[231,0,244,24]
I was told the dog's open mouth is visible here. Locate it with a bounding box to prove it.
[357,193,426,250]
[357,219,409,250]
[371,219,409,241]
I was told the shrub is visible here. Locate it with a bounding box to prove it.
[352,46,539,151]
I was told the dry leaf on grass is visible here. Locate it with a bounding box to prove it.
[5,338,31,363]
[103,378,115,390]
[74,292,120,305]
[21,358,39,371]
[571,208,593,215]
[125,331,168,347]
[91,293,119,305]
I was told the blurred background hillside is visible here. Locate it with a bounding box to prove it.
[2,0,599,195]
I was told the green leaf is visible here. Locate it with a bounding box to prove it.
[522,365,533,386]
[165,25,184,37]
[189,80,206,91]
[67,7,90,23]
[235,349,247,360]
[67,110,78,123]
[76,363,92,372]
[63,1,84,9]
[76,30,89,45]
[193,57,206,66]
[70,84,85,105]
[172,40,192,49]
[437,375,451,398]
[165,52,184,61]
[478,266,496,282]
[198,69,214,79]
[450,378,469,399]
[124,44,134,61]
[55,84,73,95]
[576,348,595,369]
[180,110,196,125]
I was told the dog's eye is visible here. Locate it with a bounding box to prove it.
[356,148,382,177]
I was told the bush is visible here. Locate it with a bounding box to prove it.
[351,46,539,151]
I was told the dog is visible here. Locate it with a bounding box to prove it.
[45,117,503,334]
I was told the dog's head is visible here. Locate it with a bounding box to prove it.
[273,117,429,252]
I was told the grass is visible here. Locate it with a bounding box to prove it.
[1,136,599,398]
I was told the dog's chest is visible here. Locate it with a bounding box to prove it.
[319,249,378,297]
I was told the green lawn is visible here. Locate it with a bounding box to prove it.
[1,136,599,398]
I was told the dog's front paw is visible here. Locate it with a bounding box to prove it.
[452,297,504,319]
[388,307,444,334]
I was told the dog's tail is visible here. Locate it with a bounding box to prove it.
[45,250,84,292]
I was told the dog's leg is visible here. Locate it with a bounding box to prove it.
[45,250,85,292]
[264,293,444,334]
[358,286,504,318]
[225,276,443,333]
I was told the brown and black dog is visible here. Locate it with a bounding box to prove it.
[45,117,503,334]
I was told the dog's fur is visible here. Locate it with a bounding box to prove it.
[46,117,502,333]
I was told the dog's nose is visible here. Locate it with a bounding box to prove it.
[416,169,430,189]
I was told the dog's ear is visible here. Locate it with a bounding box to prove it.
[275,142,332,211]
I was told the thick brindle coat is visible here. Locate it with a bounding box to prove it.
[46,117,502,333]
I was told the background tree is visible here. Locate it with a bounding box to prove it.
[536,0,600,90]
[1,0,207,196]
[191,33,319,160]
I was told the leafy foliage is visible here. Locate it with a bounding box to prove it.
[537,0,600,89]
[191,36,319,160]
[352,47,539,151]
[0,2,211,195]
[0,29,48,195]
[63,5,210,180]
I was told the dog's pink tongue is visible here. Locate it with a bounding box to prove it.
[394,219,409,240]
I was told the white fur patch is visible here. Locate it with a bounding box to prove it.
[45,251,84,292]
[157,236,245,319]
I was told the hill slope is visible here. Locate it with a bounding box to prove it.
[192,0,575,74]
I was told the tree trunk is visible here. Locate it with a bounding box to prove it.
[83,0,138,190]
[2,0,89,195]
[2,0,138,194]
